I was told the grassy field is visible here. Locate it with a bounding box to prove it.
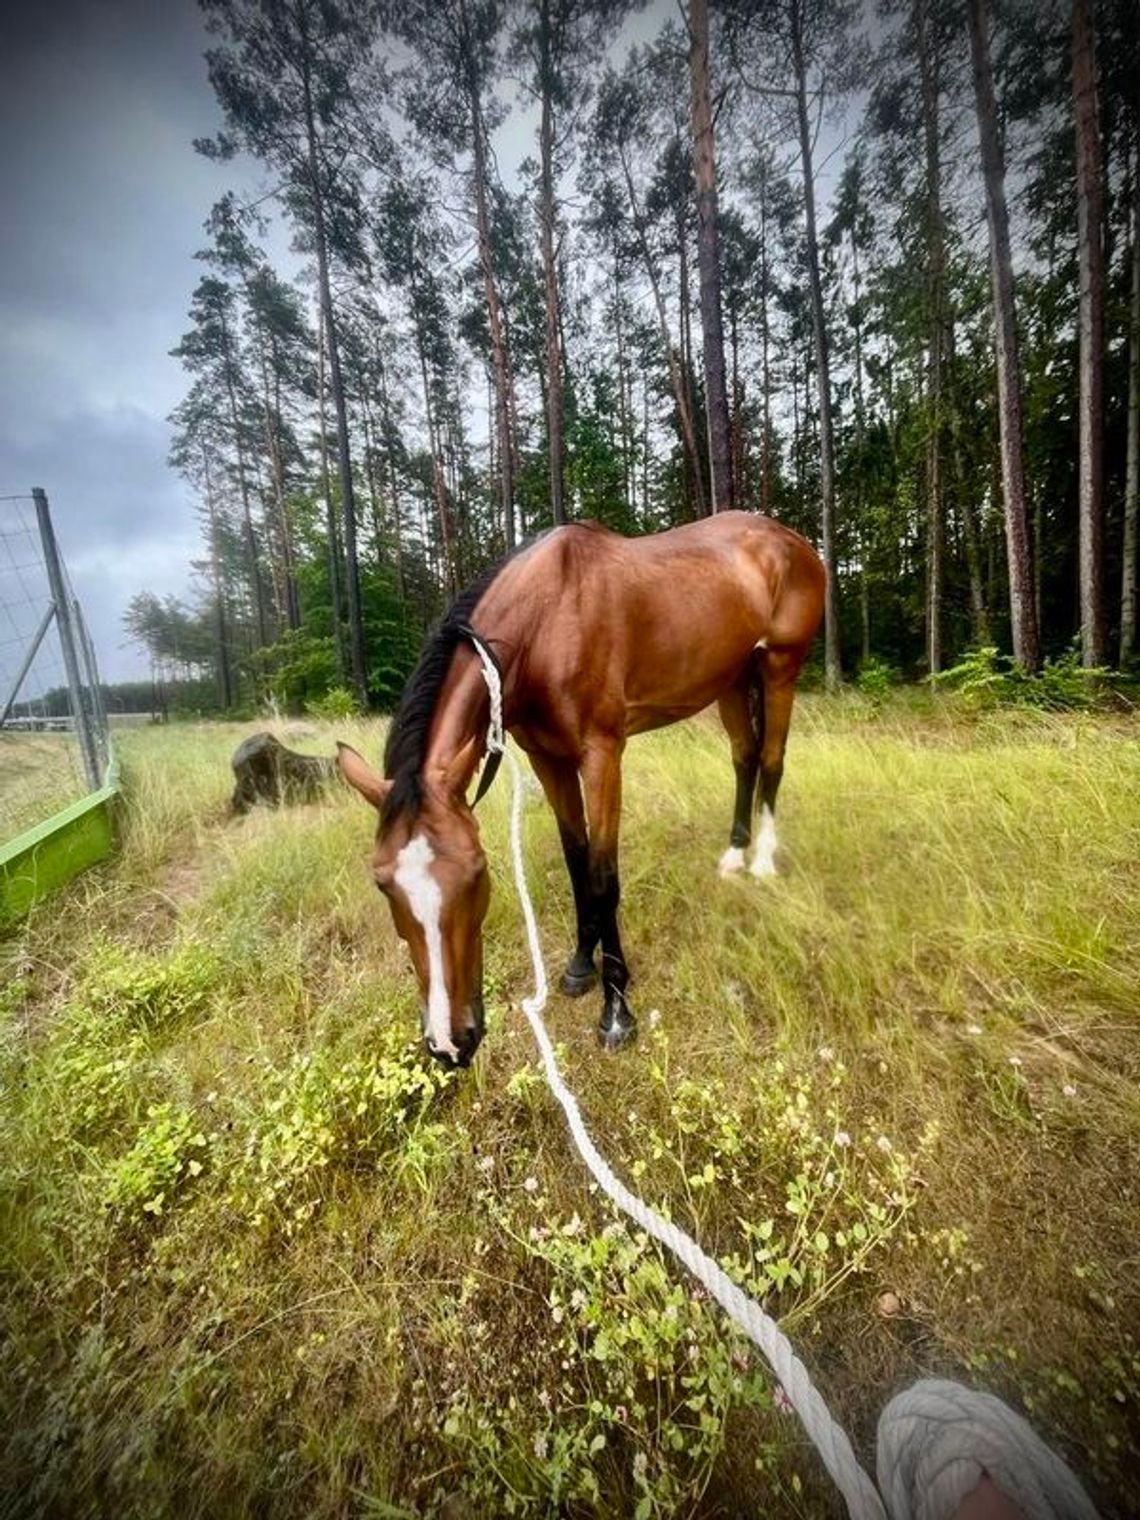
[1,698,1138,1518]
[0,731,89,840]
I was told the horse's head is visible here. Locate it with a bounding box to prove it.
[337,743,489,1068]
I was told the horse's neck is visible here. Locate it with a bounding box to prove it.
[422,647,493,802]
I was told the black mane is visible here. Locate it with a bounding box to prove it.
[381,549,520,825]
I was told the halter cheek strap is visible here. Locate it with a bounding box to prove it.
[457,624,505,806]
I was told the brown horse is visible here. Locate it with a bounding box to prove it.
[338,511,825,1067]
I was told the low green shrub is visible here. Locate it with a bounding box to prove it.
[74,939,220,1034]
[50,1028,149,1144]
[104,1102,211,1226]
[16,942,221,1151]
[935,644,1120,711]
[855,656,900,704]
[235,1032,454,1234]
[305,685,360,721]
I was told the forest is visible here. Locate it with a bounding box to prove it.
[129,0,1140,713]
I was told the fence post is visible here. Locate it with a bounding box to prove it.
[32,487,102,791]
[75,601,108,767]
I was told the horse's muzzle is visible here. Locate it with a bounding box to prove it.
[426,994,485,1070]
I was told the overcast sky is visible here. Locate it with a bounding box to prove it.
[1,0,271,682]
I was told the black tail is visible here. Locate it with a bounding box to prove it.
[747,656,766,757]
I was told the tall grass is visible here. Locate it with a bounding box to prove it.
[1,700,1138,1517]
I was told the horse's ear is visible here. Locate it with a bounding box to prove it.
[336,742,391,811]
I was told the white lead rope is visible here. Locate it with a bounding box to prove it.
[501,740,887,1519]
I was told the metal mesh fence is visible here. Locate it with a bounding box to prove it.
[1,490,110,843]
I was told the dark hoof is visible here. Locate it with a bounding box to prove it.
[598,991,637,1051]
[559,953,598,998]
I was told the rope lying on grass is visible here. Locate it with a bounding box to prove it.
[498,743,887,1519]
[470,634,1099,1520]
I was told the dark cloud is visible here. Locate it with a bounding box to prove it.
[0,405,203,680]
[0,0,266,682]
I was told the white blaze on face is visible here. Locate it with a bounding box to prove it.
[393,833,458,1059]
[749,805,779,878]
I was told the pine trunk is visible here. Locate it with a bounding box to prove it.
[613,263,632,514]
[760,187,772,516]
[316,314,347,684]
[917,0,944,676]
[539,1,566,525]
[258,329,300,631]
[1121,154,1139,662]
[849,224,872,664]
[730,305,745,507]
[360,395,383,562]
[945,319,991,645]
[218,309,268,649]
[1072,0,1108,667]
[374,349,405,601]
[201,448,234,709]
[412,277,456,594]
[303,62,367,706]
[676,199,708,516]
[968,0,1040,667]
[469,75,516,550]
[689,0,733,511]
[618,145,706,518]
[959,456,992,646]
[791,0,840,685]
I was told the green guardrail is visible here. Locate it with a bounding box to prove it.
[0,750,120,927]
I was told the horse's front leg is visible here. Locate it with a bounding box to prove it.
[526,751,599,996]
[581,741,636,1050]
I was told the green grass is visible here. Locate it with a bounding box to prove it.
[1,699,1138,1518]
[0,731,88,839]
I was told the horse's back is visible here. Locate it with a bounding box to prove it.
[528,512,824,650]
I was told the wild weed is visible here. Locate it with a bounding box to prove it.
[103,1102,212,1226]
[74,938,220,1034]
[233,1031,454,1234]
[438,1208,770,1517]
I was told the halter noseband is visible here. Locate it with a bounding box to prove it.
[457,624,505,806]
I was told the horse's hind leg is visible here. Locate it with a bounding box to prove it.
[580,740,636,1050]
[716,678,760,876]
[750,648,804,878]
[527,751,599,996]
